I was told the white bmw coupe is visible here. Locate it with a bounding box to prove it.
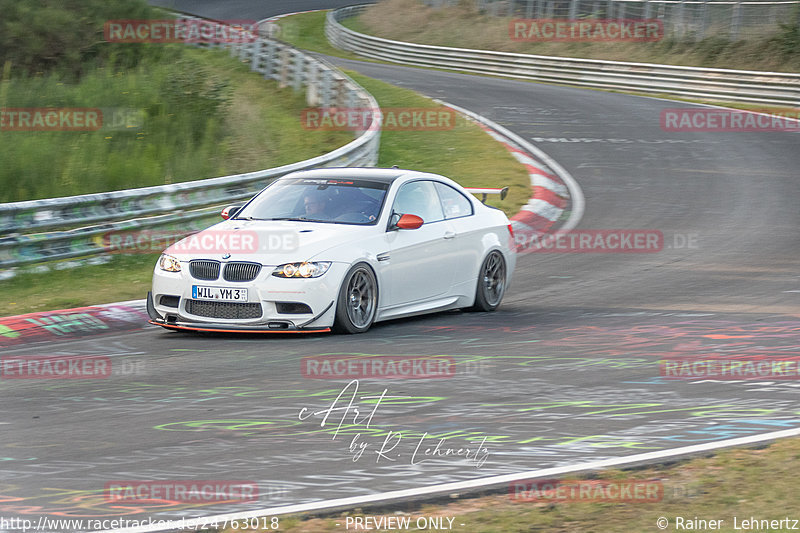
[147,167,515,334]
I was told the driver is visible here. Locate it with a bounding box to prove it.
[303,190,329,218]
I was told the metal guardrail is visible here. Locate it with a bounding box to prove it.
[0,16,382,270]
[327,4,800,106]
[424,0,800,41]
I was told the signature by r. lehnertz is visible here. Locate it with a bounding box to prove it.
[298,379,489,467]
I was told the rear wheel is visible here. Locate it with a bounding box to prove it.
[470,251,506,312]
[333,262,378,334]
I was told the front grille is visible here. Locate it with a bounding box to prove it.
[190,260,220,281]
[223,261,262,282]
[185,300,263,320]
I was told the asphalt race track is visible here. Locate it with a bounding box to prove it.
[1,1,800,529]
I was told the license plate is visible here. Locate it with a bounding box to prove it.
[192,286,248,302]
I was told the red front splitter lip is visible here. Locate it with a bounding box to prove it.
[148,320,330,334]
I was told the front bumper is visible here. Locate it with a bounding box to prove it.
[148,261,345,332]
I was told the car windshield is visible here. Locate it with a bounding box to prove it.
[234,177,390,225]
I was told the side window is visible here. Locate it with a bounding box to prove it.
[434,182,473,220]
[392,181,444,224]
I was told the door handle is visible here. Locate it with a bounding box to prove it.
[443,231,456,240]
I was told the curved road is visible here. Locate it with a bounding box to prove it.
[1,1,799,529]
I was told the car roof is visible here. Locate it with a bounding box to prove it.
[280,167,426,184]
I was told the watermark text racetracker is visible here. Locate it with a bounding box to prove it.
[661,108,800,132]
[510,18,663,41]
[661,356,800,380]
[301,107,458,131]
[514,229,699,253]
[510,478,663,502]
[1,356,147,379]
[1,107,145,132]
[104,480,259,503]
[104,19,257,43]
[97,229,299,255]
[1,356,121,379]
[302,355,456,379]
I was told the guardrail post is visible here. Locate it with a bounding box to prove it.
[605,0,613,19]
[569,0,578,19]
[643,0,651,19]
[317,66,331,107]
[250,39,263,72]
[675,0,686,37]
[697,0,708,40]
[335,75,348,107]
[292,51,304,92]
[264,41,276,80]
[279,46,290,88]
[346,88,358,112]
[526,0,534,18]
[238,39,249,62]
[306,61,321,106]
[730,0,742,40]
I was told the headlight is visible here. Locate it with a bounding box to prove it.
[272,261,331,278]
[158,254,182,272]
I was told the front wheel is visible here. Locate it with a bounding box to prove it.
[333,262,378,334]
[470,251,507,312]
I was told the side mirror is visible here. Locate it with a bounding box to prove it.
[396,213,424,230]
[221,205,242,220]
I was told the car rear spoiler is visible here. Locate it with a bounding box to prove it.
[465,187,509,203]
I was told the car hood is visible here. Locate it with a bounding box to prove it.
[163,219,376,264]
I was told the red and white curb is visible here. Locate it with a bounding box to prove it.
[437,100,585,249]
[479,124,568,235]
[0,300,148,348]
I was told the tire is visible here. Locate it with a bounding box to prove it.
[470,251,507,312]
[332,262,378,334]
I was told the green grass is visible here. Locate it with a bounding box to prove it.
[275,10,360,59]
[0,47,353,202]
[1,254,161,315]
[224,436,800,532]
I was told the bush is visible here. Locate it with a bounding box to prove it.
[0,0,167,79]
